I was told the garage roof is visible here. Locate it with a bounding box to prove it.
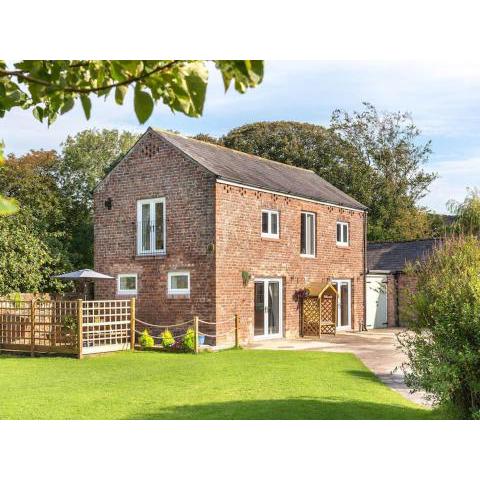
[367,239,439,273]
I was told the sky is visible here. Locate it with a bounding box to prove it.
[2,60,480,214]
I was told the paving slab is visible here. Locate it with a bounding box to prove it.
[247,328,431,406]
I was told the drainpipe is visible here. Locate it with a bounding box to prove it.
[362,211,368,331]
[394,271,400,327]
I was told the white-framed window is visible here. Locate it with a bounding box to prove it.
[261,209,279,238]
[167,271,190,295]
[336,221,349,246]
[137,198,166,255]
[300,212,316,257]
[117,273,138,295]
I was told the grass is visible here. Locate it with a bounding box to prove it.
[0,349,442,419]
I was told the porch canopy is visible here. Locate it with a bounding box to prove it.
[54,269,114,299]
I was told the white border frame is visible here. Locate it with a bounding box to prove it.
[300,211,316,258]
[332,278,352,330]
[253,277,283,339]
[336,221,349,247]
[136,197,166,256]
[261,209,280,239]
[167,271,190,295]
[117,273,138,295]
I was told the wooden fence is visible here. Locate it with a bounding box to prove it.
[0,298,135,357]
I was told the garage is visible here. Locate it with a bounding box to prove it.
[366,274,387,329]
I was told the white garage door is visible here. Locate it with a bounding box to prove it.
[366,275,388,329]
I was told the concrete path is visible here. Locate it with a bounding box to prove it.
[247,329,430,406]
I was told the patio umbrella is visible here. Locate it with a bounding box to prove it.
[54,269,114,299]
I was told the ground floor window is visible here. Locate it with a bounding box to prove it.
[117,274,138,295]
[168,271,190,295]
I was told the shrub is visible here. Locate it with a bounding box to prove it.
[161,329,175,349]
[398,236,480,418]
[139,329,154,348]
[183,328,195,352]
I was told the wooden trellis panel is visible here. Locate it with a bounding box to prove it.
[0,300,32,350]
[302,296,320,336]
[301,284,337,337]
[0,299,78,354]
[82,300,131,355]
[319,293,336,335]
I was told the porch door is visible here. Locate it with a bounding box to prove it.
[254,279,283,337]
[332,279,351,330]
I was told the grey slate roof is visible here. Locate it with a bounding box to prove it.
[153,129,367,211]
[367,239,439,272]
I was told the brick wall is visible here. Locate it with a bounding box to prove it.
[383,272,418,328]
[94,131,217,333]
[214,182,366,345]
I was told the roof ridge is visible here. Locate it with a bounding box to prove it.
[153,128,318,175]
[368,238,439,245]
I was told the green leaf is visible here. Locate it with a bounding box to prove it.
[0,195,19,216]
[80,95,92,120]
[115,85,128,105]
[0,140,4,164]
[134,87,154,124]
[60,97,75,115]
[32,106,44,122]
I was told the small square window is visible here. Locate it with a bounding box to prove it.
[117,274,137,295]
[168,271,190,295]
[336,221,349,246]
[261,210,279,239]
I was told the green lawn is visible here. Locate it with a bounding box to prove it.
[0,349,440,419]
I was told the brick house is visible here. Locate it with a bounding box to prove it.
[366,239,438,328]
[94,128,368,346]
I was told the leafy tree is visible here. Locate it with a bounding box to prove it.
[398,236,480,418]
[192,133,223,145]
[447,187,480,235]
[0,151,72,292]
[0,216,54,294]
[57,129,139,208]
[222,121,338,177]
[0,60,264,214]
[330,103,437,240]
[53,129,140,267]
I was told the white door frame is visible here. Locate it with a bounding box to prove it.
[332,279,352,330]
[366,274,388,329]
[253,277,283,339]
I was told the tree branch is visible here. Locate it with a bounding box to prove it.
[0,60,183,95]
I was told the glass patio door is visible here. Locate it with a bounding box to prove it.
[332,279,351,330]
[254,279,282,337]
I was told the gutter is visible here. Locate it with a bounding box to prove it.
[363,212,368,331]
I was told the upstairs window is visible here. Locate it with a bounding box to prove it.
[117,274,138,295]
[137,198,166,255]
[168,271,190,295]
[261,210,279,239]
[300,212,315,257]
[336,221,349,246]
